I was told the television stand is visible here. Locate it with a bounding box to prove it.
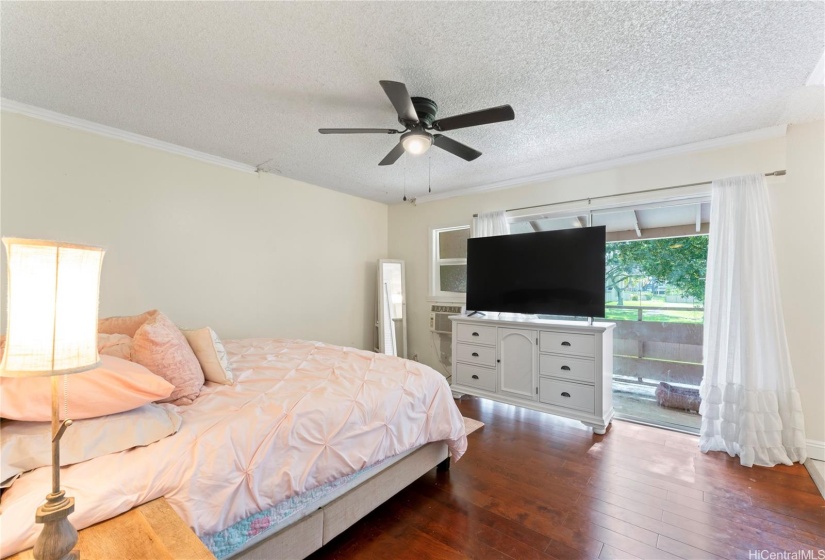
[449,314,615,434]
[466,310,486,317]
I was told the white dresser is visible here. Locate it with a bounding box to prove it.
[450,314,615,434]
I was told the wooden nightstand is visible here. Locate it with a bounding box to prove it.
[7,498,215,560]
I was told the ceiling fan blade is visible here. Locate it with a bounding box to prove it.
[379,80,419,124]
[433,134,482,161]
[319,128,398,134]
[378,142,406,166]
[431,105,515,132]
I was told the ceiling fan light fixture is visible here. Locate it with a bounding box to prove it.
[400,130,433,155]
[320,80,513,165]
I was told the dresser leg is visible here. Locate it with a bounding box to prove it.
[582,421,609,435]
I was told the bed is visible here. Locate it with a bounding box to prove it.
[0,337,467,559]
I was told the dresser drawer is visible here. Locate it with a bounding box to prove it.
[456,343,497,367]
[539,354,595,383]
[539,378,595,414]
[455,323,497,346]
[455,362,497,392]
[539,331,595,357]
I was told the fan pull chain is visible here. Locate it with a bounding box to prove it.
[403,153,407,202]
[428,153,432,193]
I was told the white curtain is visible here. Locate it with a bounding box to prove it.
[699,174,807,467]
[472,211,510,237]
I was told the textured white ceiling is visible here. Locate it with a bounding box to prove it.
[2,2,823,203]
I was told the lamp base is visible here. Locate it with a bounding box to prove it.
[33,492,79,560]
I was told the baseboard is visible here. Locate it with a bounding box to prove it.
[808,439,825,462]
[804,460,825,500]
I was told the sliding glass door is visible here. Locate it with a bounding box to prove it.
[509,197,710,433]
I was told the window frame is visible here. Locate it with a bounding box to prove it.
[427,193,712,304]
[507,194,712,233]
[429,224,471,302]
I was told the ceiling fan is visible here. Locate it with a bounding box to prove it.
[319,81,515,166]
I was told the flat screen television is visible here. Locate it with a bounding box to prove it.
[466,226,606,317]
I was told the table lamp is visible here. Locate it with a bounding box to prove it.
[0,238,104,560]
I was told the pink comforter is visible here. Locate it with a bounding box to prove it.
[0,339,467,557]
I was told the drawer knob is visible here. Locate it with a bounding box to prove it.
[472,332,480,337]
[472,352,479,357]
[561,392,571,397]
[561,365,571,371]
[561,341,571,347]
[472,374,479,380]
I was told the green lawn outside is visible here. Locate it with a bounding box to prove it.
[605,297,704,323]
[605,309,704,323]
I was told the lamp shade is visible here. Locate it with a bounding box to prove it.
[1,238,104,377]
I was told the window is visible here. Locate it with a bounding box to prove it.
[604,235,708,323]
[430,196,710,304]
[508,198,710,241]
[509,196,712,433]
[509,213,590,234]
[430,225,470,300]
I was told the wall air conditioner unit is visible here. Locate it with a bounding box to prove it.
[430,304,463,333]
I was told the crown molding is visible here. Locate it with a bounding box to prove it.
[1,98,789,198]
[413,124,788,204]
[1,98,258,174]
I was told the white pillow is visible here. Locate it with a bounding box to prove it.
[1,404,182,488]
[181,327,234,385]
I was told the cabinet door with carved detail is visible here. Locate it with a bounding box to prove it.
[498,328,537,399]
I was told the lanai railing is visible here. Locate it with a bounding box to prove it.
[607,306,704,387]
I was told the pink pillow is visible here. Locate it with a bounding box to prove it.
[0,355,174,421]
[98,333,133,361]
[99,310,157,338]
[131,312,204,405]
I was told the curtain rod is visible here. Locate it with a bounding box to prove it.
[473,170,786,217]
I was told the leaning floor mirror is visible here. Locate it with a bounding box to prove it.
[377,259,407,359]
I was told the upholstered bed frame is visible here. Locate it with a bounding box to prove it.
[230,441,449,560]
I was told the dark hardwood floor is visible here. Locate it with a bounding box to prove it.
[309,396,825,560]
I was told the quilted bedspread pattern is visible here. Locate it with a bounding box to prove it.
[0,338,467,557]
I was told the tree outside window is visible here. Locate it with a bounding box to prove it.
[605,236,708,323]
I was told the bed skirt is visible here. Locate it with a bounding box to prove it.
[226,441,449,560]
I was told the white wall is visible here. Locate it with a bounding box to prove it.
[0,112,388,349]
[389,131,825,454]
[774,120,825,451]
